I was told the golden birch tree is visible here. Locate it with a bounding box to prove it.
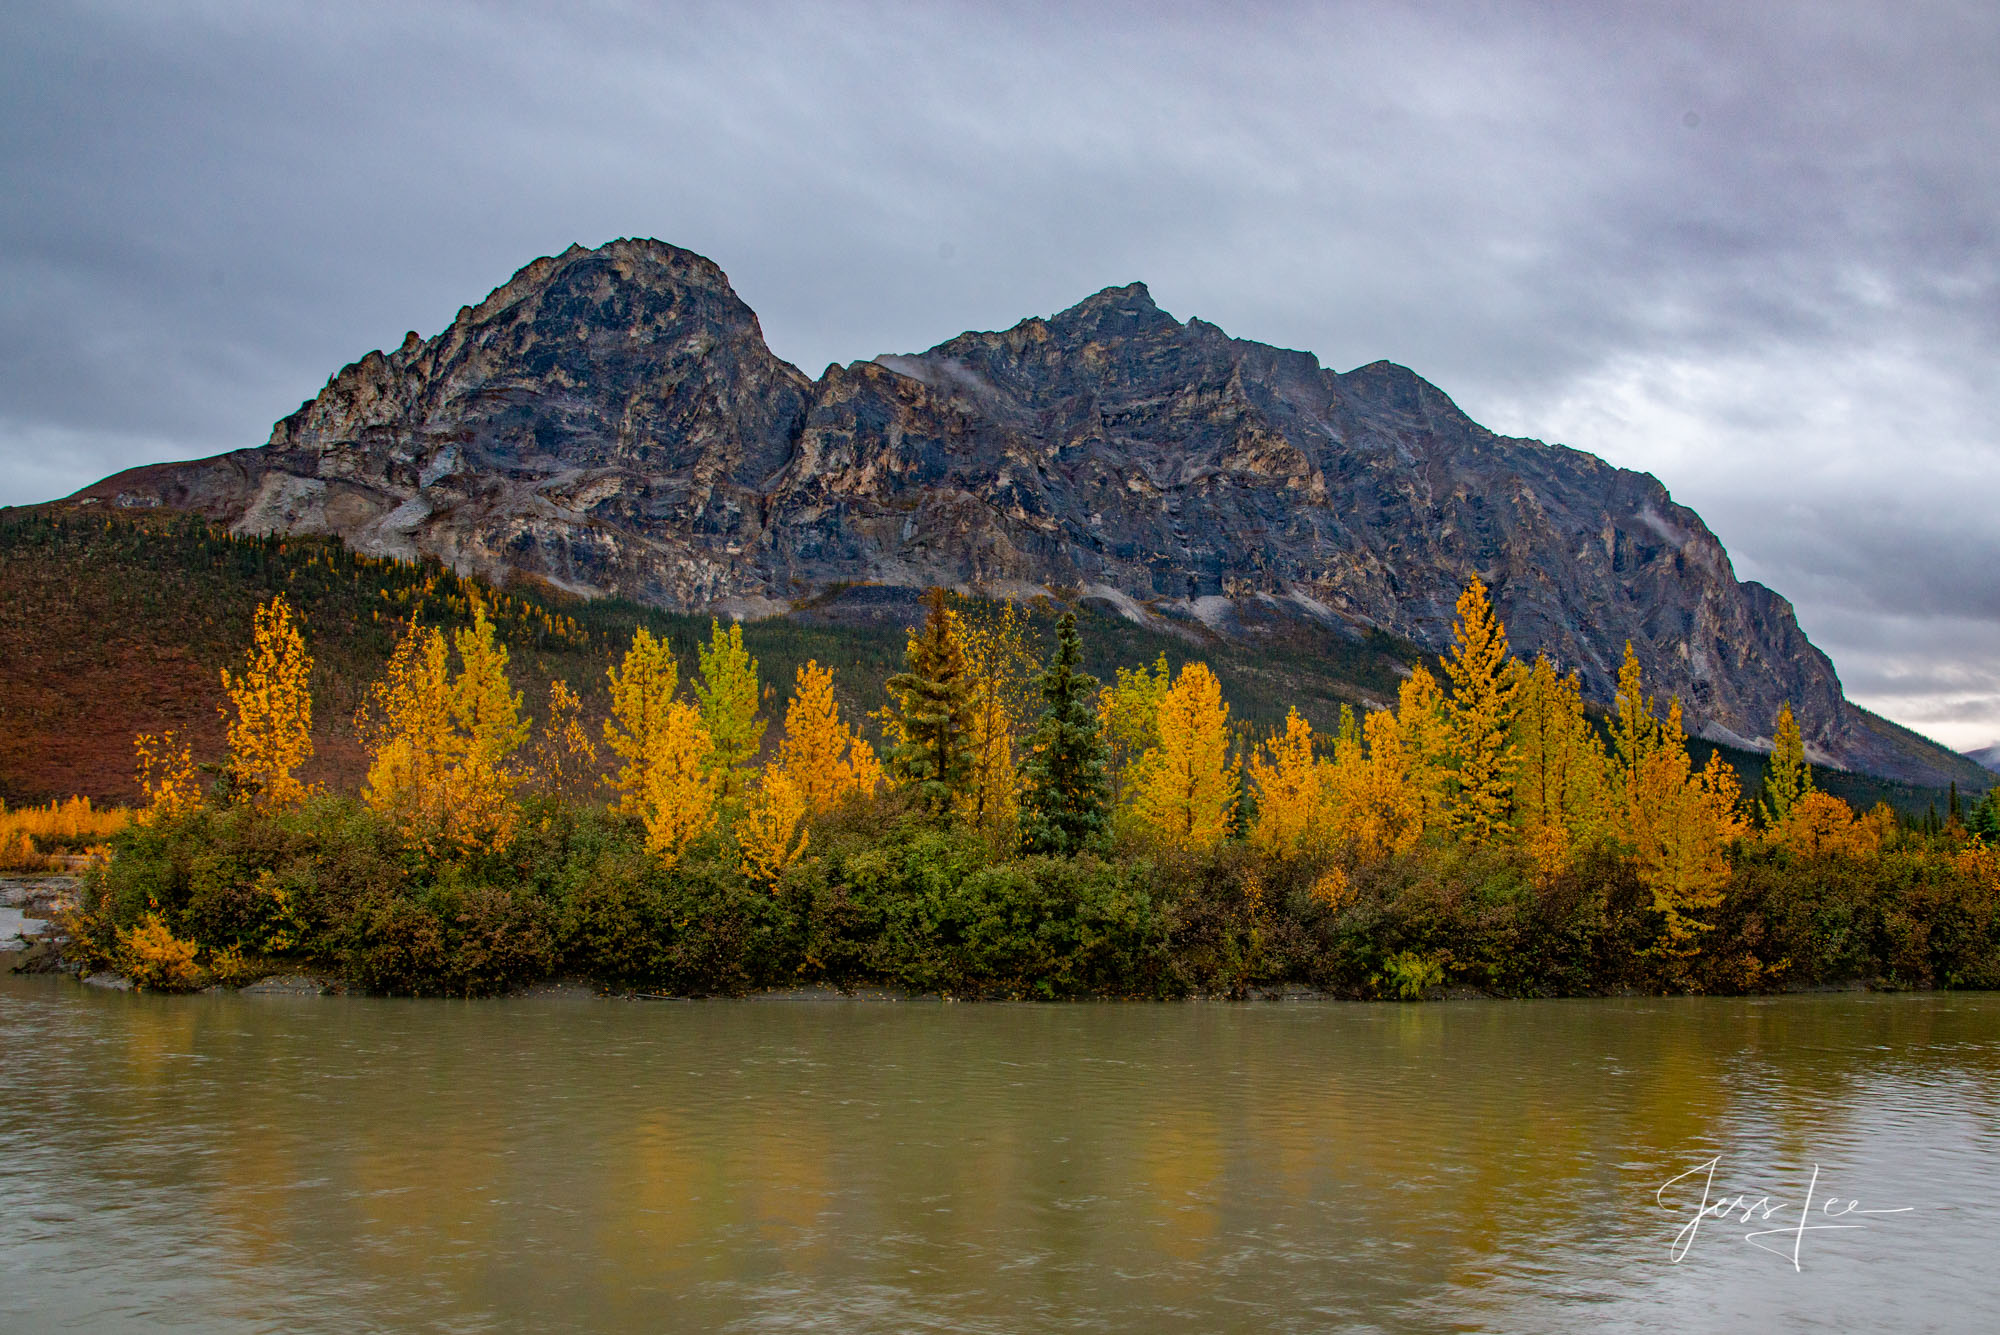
[1440,575,1519,843]
[774,660,882,812]
[133,731,201,824]
[1510,655,1611,878]
[220,593,314,809]
[1133,661,1238,851]
[604,627,714,868]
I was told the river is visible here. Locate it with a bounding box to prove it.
[1,977,1995,1332]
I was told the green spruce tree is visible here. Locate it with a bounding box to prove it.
[885,587,975,816]
[1019,612,1110,857]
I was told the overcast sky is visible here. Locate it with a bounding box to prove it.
[5,1,1997,748]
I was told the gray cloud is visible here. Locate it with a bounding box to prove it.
[4,0,1997,745]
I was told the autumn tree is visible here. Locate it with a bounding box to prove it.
[360,604,528,855]
[1615,662,1748,959]
[1510,655,1611,877]
[1760,702,1813,826]
[529,679,600,804]
[1099,653,1171,811]
[774,660,883,812]
[1392,665,1453,831]
[448,602,530,850]
[220,593,314,809]
[1133,661,1239,851]
[695,620,766,816]
[604,627,714,868]
[739,767,811,887]
[1440,575,1519,843]
[1322,702,1427,861]
[361,625,458,850]
[885,588,975,816]
[1248,707,1322,856]
[1018,611,1110,857]
[133,731,201,824]
[955,597,1040,840]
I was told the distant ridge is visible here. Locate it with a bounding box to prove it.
[60,238,1988,788]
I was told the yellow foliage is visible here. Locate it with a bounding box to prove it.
[1770,790,1880,860]
[0,797,130,870]
[775,660,882,813]
[739,766,811,887]
[1510,656,1611,879]
[1626,700,1748,956]
[1248,708,1321,855]
[1098,653,1170,811]
[133,731,202,823]
[604,627,715,868]
[695,620,767,815]
[1133,662,1238,851]
[359,604,527,856]
[1441,575,1520,842]
[955,598,1039,839]
[1322,705,1427,860]
[530,679,601,804]
[635,700,715,868]
[219,593,314,809]
[1308,865,1352,911]
[604,627,681,816]
[119,914,204,991]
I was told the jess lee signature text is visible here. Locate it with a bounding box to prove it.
[1656,1158,1912,1270]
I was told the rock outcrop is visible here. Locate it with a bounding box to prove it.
[68,237,1957,782]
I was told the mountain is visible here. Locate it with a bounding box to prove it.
[1965,744,2000,775]
[63,238,1982,787]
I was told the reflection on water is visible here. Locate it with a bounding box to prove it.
[1,979,1996,1333]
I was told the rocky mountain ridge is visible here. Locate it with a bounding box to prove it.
[67,238,1974,785]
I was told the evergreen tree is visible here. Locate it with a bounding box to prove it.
[1018,612,1110,857]
[1760,701,1813,826]
[885,587,975,815]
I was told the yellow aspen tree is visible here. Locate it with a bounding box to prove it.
[1510,656,1612,878]
[1098,653,1171,810]
[776,660,882,812]
[1323,705,1427,860]
[739,765,811,887]
[636,701,716,868]
[1440,575,1520,843]
[132,731,201,823]
[1393,665,1453,831]
[603,627,680,817]
[219,593,314,809]
[1133,661,1239,851]
[1612,640,1661,812]
[529,679,600,804]
[445,602,528,852]
[1627,701,1748,958]
[955,598,1039,840]
[361,624,458,849]
[1771,790,1877,860]
[1248,707,1321,856]
[695,619,767,816]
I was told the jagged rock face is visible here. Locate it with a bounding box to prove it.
[69,238,1911,777]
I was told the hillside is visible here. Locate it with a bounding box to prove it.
[0,509,1974,816]
[63,237,1977,787]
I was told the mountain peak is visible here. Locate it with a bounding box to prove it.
[1050,281,1178,340]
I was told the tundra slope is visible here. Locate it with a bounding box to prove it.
[72,238,1967,785]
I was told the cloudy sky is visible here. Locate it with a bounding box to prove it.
[5,1,1997,748]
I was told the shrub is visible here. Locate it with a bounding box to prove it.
[119,913,205,991]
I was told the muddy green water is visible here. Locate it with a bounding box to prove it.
[1,978,1996,1333]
